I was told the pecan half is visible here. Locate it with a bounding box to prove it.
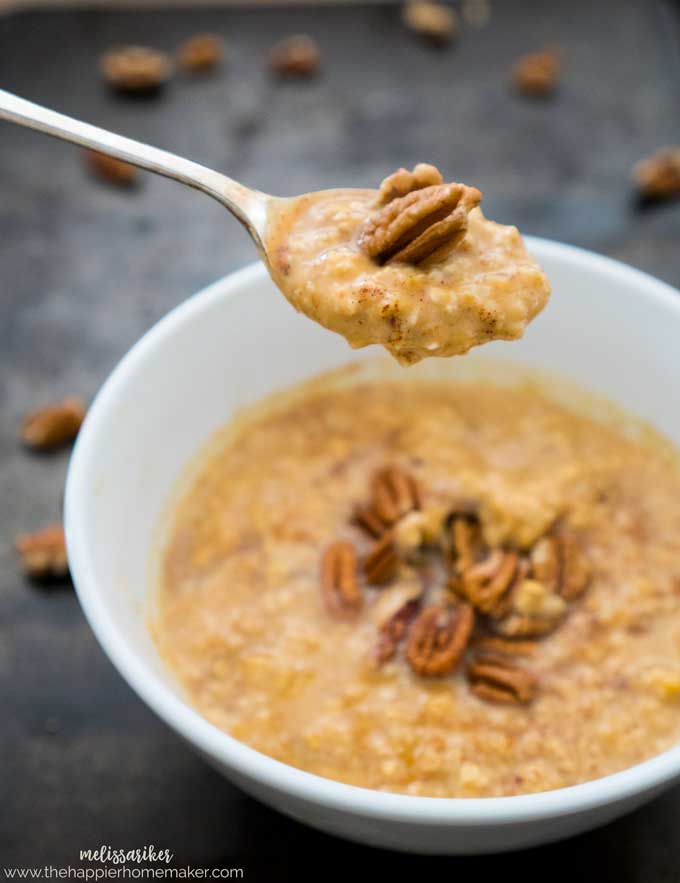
[178,33,225,72]
[364,532,399,586]
[530,534,590,599]
[458,549,522,617]
[269,35,321,77]
[403,2,459,45]
[358,182,482,265]
[21,397,86,451]
[378,163,443,204]
[352,466,421,539]
[512,47,561,98]
[321,541,362,617]
[15,524,69,582]
[449,512,484,572]
[85,151,138,186]
[371,466,421,525]
[376,598,420,665]
[100,46,173,93]
[406,602,474,676]
[633,147,680,201]
[467,654,538,704]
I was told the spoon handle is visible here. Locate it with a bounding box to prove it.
[0,89,268,240]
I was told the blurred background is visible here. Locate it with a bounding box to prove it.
[1,0,680,877]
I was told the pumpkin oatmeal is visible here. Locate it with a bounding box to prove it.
[265,165,551,365]
[154,366,680,797]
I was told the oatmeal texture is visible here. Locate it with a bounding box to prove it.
[155,376,680,797]
[265,177,550,365]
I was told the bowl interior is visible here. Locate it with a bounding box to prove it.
[65,239,680,821]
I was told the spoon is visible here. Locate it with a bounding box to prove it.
[0,89,552,365]
[0,88,273,258]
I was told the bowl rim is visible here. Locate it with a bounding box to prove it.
[65,238,680,825]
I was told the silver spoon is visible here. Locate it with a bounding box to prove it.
[0,88,273,256]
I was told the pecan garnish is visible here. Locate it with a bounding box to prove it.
[15,524,69,582]
[325,466,591,704]
[376,598,420,665]
[269,35,321,77]
[100,46,173,93]
[353,466,421,538]
[467,654,538,704]
[530,534,590,599]
[457,549,523,617]
[21,397,86,451]
[633,147,680,201]
[406,602,474,676]
[378,163,443,204]
[402,2,459,45]
[449,512,484,572]
[321,541,362,617]
[358,182,482,265]
[512,47,561,98]
[85,151,138,186]
[372,466,422,524]
[364,532,399,586]
[178,34,225,72]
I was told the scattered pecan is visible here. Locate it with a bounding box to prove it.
[358,182,482,265]
[467,653,538,704]
[406,602,474,676]
[321,541,362,617]
[20,397,86,451]
[512,47,561,98]
[100,46,174,93]
[378,163,443,204]
[178,33,225,72]
[402,2,459,45]
[364,532,399,585]
[633,147,680,201]
[458,549,523,617]
[449,512,484,572]
[376,598,420,665]
[15,525,69,582]
[85,151,138,186]
[530,534,590,599]
[372,466,421,525]
[269,35,321,77]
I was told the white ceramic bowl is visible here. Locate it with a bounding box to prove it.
[65,239,680,854]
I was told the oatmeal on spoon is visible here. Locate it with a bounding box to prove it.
[267,164,550,364]
[0,92,549,364]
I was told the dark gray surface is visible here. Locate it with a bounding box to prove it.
[2,1,680,877]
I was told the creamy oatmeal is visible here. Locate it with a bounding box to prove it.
[155,366,680,797]
[265,165,551,365]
